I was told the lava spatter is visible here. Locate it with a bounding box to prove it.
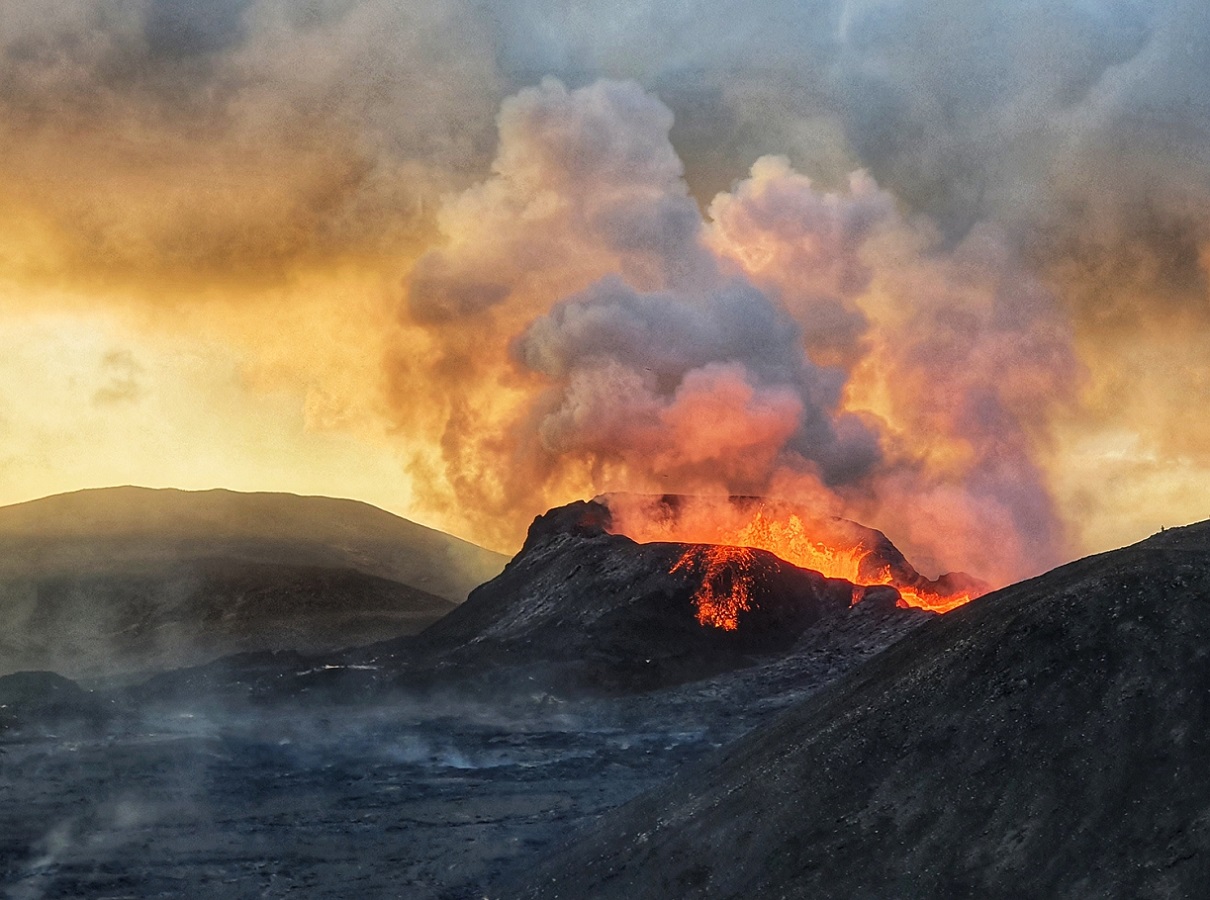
[670,545,759,630]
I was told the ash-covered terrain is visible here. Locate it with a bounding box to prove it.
[509,520,1210,899]
[0,496,928,898]
[4,493,1207,899]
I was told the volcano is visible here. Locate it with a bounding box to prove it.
[302,499,935,697]
[506,518,1210,899]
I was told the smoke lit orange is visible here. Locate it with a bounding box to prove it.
[629,503,983,629]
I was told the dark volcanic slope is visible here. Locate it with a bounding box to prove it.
[357,500,921,695]
[130,499,928,714]
[0,487,506,679]
[512,521,1210,899]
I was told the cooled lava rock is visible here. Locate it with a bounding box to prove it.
[0,671,114,735]
[507,519,1210,898]
[376,500,924,694]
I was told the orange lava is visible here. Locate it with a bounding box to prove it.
[731,512,868,583]
[893,586,977,614]
[671,545,757,630]
[661,509,979,627]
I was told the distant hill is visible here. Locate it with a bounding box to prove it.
[512,519,1210,899]
[0,487,506,679]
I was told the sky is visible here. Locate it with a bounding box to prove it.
[2,0,1208,583]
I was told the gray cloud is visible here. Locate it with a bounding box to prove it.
[515,273,881,487]
[8,0,1208,302]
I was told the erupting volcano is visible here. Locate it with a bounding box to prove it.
[603,494,988,626]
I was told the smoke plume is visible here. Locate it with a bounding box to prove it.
[4,0,1208,569]
[394,78,1078,584]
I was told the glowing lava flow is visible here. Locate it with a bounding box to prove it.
[731,512,868,583]
[729,512,978,612]
[892,586,977,614]
[671,546,758,630]
[661,510,980,627]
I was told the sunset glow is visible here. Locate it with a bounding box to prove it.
[3,0,1207,578]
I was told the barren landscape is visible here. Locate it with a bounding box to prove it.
[5,493,1210,898]
[1,491,927,898]
[4,1,1209,895]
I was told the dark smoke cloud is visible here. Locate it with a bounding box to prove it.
[144,0,252,59]
[515,274,881,486]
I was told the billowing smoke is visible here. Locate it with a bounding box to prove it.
[0,0,504,285]
[3,0,1208,566]
[395,78,1078,584]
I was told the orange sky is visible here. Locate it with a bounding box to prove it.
[3,0,1208,574]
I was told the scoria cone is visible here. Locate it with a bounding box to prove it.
[328,499,926,696]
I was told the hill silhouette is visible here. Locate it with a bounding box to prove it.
[0,487,506,679]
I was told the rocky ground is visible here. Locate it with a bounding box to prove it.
[22,503,1202,898]
[509,524,1210,899]
[0,702,690,899]
[0,606,920,900]
[0,500,928,899]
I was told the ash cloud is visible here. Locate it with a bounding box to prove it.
[7,0,1207,306]
[515,275,880,488]
[5,0,1208,564]
[0,0,505,285]
[395,78,1077,583]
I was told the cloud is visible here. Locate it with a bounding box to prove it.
[93,349,145,405]
[0,0,505,287]
[4,0,1208,568]
[390,77,1078,582]
[515,273,881,488]
[706,157,896,368]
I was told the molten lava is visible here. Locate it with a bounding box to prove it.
[609,498,985,628]
[891,585,977,615]
[731,512,870,584]
[671,546,758,630]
